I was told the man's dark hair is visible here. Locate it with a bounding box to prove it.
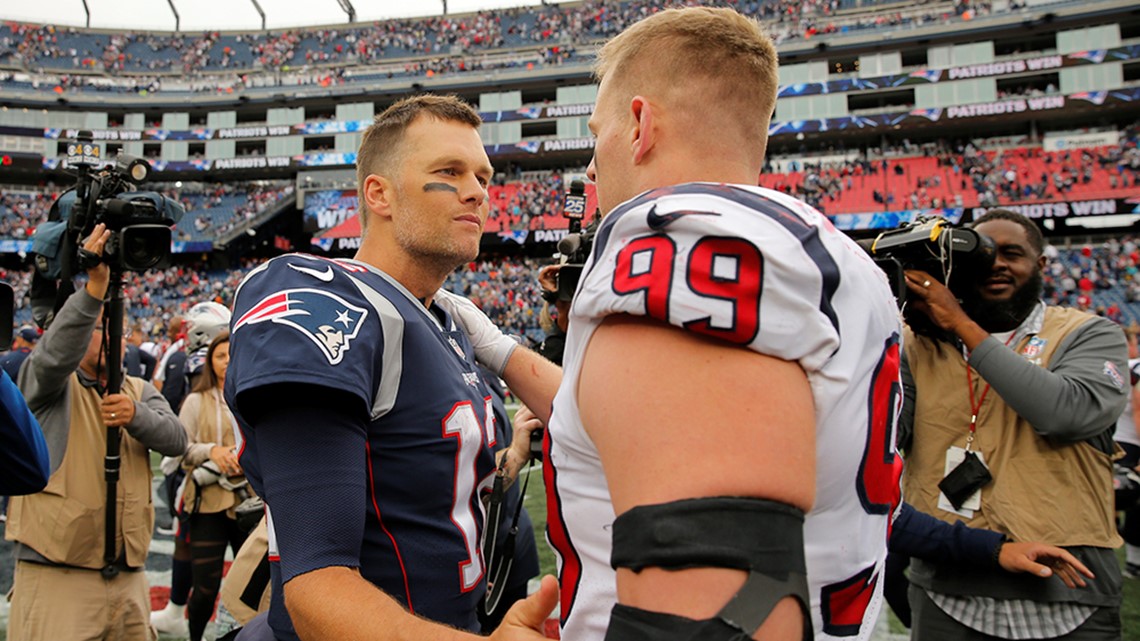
[972,208,1045,256]
[355,94,482,197]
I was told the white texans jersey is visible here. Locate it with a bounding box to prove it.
[545,183,904,641]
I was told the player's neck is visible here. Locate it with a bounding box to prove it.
[641,151,758,192]
[355,243,449,305]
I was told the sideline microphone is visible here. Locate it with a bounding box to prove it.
[562,179,587,234]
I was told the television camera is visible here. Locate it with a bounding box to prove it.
[857,217,996,336]
[29,131,183,579]
[33,131,183,279]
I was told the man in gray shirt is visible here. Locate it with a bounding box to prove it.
[899,209,1128,640]
[5,223,187,641]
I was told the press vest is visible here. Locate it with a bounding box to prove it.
[182,388,243,515]
[6,375,155,569]
[903,306,1122,548]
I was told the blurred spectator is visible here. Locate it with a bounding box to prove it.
[0,325,40,380]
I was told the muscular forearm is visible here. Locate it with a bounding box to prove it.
[499,346,561,425]
[286,567,479,641]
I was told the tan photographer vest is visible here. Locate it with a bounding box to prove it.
[903,306,1122,548]
[6,376,155,569]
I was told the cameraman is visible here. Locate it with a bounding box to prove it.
[5,223,188,640]
[900,209,1128,639]
[536,264,569,366]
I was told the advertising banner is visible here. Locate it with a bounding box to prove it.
[303,189,359,233]
[776,44,1140,99]
[1043,131,1120,151]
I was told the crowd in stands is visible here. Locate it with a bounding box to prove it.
[484,171,590,234]
[166,181,295,242]
[0,182,294,245]
[3,132,1136,244]
[0,192,53,239]
[4,232,1140,358]
[1043,236,1140,326]
[477,133,1140,232]
[446,257,549,344]
[2,127,1137,244]
[2,0,996,95]
[756,127,1140,215]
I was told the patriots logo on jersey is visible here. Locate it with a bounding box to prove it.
[234,288,368,365]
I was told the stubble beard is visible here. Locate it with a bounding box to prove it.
[393,202,479,278]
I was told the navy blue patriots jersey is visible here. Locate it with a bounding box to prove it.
[226,254,497,638]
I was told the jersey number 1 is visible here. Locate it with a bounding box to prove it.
[443,399,495,593]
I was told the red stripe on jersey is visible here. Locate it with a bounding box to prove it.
[332,259,369,273]
[235,292,288,328]
[542,428,582,625]
[821,565,879,637]
[365,441,415,614]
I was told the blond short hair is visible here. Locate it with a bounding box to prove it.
[355,94,482,233]
[594,7,778,152]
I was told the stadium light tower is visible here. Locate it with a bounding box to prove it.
[250,0,266,30]
[80,0,90,27]
[166,0,180,31]
[336,0,357,23]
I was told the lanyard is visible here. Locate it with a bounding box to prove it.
[964,333,1018,451]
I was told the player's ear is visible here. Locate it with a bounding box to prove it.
[629,95,656,166]
[361,173,396,222]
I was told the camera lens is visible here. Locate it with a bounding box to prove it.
[118,225,171,271]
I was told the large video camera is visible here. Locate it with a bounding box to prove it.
[29,132,185,578]
[33,131,184,279]
[857,217,996,336]
[555,179,598,302]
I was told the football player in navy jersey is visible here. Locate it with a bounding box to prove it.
[225,94,556,641]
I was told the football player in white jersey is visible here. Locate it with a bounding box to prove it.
[441,7,905,641]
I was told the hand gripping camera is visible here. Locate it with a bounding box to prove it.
[858,217,996,298]
[33,131,184,278]
[857,217,996,337]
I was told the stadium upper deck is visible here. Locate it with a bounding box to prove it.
[0,0,1137,262]
[2,0,985,75]
[2,0,1133,108]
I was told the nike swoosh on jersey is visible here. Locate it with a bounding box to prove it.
[644,205,721,230]
[288,263,335,282]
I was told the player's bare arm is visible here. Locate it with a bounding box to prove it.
[285,568,557,641]
[434,288,562,425]
[579,315,815,640]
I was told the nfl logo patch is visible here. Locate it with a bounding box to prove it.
[1104,361,1125,390]
[1023,336,1046,358]
[448,336,466,359]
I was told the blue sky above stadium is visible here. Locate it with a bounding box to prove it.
[0,0,544,31]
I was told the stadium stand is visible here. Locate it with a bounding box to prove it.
[1,0,1140,634]
[0,182,294,244]
[1,0,996,96]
